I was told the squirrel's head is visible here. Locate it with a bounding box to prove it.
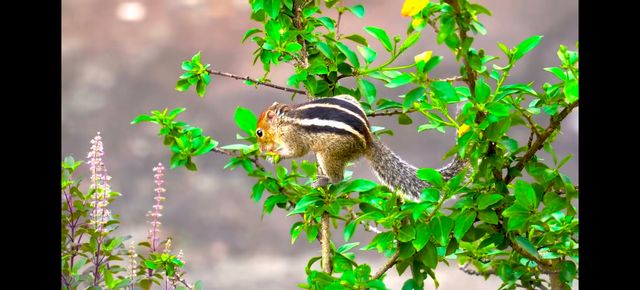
[256,102,291,153]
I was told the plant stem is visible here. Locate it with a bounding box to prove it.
[380,63,417,71]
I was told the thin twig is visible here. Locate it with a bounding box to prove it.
[436,76,465,82]
[207,69,307,95]
[349,209,382,233]
[505,100,579,183]
[335,10,343,40]
[368,108,417,117]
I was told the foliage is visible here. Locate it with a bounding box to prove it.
[133,0,578,289]
[61,135,202,290]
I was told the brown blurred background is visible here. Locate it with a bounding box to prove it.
[62,0,578,289]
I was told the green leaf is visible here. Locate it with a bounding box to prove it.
[514,236,541,260]
[513,35,543,61]
[234,106,258,136]
[560,261,577,283]
[316,42,335,60]
[416,168,443,188]
[398,224,416,242]
[181,60,194,71]
[317,17,335,32]
[423,56,443,73]
[399,33,420,53]
[176,78,192,92]
[478,210,499,225]
[420,188,440,203]
[365,231,395,253]
[344,220,356,242]
[469,3,493,15]
[564,79,579,103]
[195,79,207,97]
[285,42,302,53]
[251,182,265,202]
[477,194,504,210]
[169,107,186,118]
[514,180,538,210]
[338,242,360,254]
[290,221,304,244]
[336,42,360,69]
[431,81,459,103]
[486,103,511,117]
[398,113,412,125]
[557,154,573,169]
[344,34,368,46]
[131,114,154,124]
[283,0,293,10]
[194,281,203,290]
[144,260,158,270]
[71,257,88,275]
[544,67,567,81]
[507,215,528,231]
[385,73,413,88]
[357,46,377,64]
[344,179,378,192]
[430,216,453,246]
[264,0,282,19]
[402,87,425,112]
[357,78,377,104]
[419,243,438,268]
[364,26,392,52]
[242,28,262,43]
[454,211,476,241]
[474,78,491,103]
[479,233,503,249]
[288,195,321,215]
[412,223,432,251]
[348,5,365,18]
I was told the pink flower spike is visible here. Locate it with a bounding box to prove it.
[86,132,112,234]
[148,162,167,252]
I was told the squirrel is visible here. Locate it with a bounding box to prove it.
[255,95,428,200]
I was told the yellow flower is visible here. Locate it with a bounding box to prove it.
[401,0,430,17]
[414,50,433,64]
[411,17,425,28]
[458,124,471,138]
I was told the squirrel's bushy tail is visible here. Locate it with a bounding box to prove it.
[365,139,428,200]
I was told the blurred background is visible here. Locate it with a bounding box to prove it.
[62,0,578,289]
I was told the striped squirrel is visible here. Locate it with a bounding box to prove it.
[256,95,428,200]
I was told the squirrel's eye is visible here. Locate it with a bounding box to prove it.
[256,129,263,137]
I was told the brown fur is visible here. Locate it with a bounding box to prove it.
[256,95,427,199]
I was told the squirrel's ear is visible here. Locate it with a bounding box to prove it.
[267,110,276,119]
[278,105,291,115]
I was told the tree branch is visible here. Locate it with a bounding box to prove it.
[320,212,332,273]
[206,69,307,95]
[446,0,477,97]
[505,100,579,183]
[293,0,309,69]
[372,249,401,280]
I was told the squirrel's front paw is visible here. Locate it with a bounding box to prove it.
[312,176,330,188]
